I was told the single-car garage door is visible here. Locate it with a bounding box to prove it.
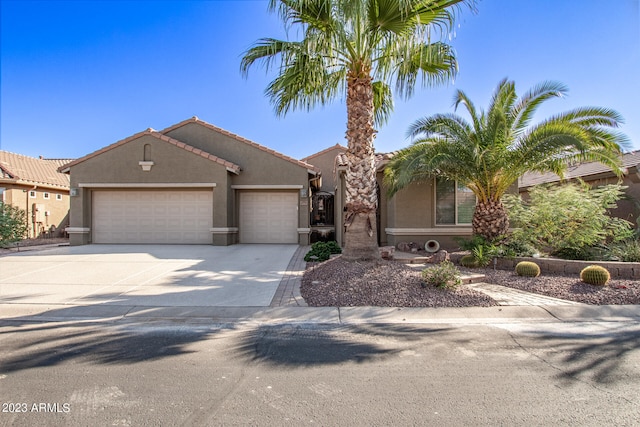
[93,190,213,244]
[239,192,298,243]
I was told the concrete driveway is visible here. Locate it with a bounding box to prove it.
[0,244,299,313]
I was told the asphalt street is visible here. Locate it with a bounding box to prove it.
[1,319,639,426]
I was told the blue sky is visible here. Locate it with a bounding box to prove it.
[1,0,639,161]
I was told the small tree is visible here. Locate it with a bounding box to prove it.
[384,79,628,241]
[0,202,28,246]
[504,183,633,258]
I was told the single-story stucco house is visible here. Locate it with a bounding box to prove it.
[61,117,636,251]
[0,150,72,238]
[59,117,320,246]
[304,147,640,252]
[300,146,476,251]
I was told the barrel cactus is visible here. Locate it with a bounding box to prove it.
[580,265,610,286]
[460,254,479,268]
[515,261,540,277]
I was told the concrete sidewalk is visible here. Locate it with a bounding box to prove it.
[2,301,640,325]
[1,245,639,325]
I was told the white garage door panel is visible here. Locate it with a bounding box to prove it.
[240,192,298,244]
[93,190,213,244]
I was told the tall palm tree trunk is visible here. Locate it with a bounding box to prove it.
[472,198,509,241]
[342,71,380,260]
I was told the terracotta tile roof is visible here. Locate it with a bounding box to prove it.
[161,117,321,175]
[519,151,640,188]
[59,129,242,174]
[0,150,71,189]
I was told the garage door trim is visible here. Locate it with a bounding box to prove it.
[92,189,214,244]
[80,183,217,188]
[239,191,299,244]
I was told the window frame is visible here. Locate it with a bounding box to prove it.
[29,190,36,199]
[434,177,476,226]
[43,192,50,200]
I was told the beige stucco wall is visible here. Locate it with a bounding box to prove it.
[67,126,314,246]
[67,134,230,245]
[1,185,69,238]
[381,176,472,250]
[165,123,311,187]
[302,145,345,193]
[165,122,313,245]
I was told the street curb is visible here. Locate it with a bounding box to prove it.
[2,304,639,326]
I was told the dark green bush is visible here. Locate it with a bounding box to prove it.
[455,235,499,267]
[498,239,537,258]
[608,239,640,262]
[455,235,493,251]
[304,241,342,262]
[0,202,28,247]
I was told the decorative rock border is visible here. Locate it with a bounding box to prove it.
[450,253,640,280]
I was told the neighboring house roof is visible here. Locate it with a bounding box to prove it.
[301,144,347,163]
[59,128,242,175]
[161,117,320,175]
[519,151,640,188]
[0,150,71,189]
[334,151,396,172]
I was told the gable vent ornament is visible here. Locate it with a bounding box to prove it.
[138,161,154,171]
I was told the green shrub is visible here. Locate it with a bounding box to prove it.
[515,261,541,277]
[456,235,498,267]
[504,183,633,259]
[304,241,342,262]
[471,244,496,267]
[498,238,537,258]
[0,202,28,247]
[459,254,479,268]
[455,235,492,251]
[552,246,594,261]
[421,261,462,289]
[580,265,611,286]
[609,239,640,262]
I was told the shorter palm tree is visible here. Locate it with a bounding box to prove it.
[384,78,628,240]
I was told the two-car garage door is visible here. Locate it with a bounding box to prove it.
[93,190,213,244]
[92,190,298,244]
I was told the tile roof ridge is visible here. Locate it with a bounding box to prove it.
[58,127,242,174]
[160,117,320,174]
[148,129,241,174]
[58,128,155,172]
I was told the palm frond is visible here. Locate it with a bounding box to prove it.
[372,80,394,126]
[240,38,301,77]
[510,80,568,137]
[390,41,458,98]
[386,78,628,205]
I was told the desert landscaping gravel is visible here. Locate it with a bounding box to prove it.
[301,256,640,307]
[468,266,640,305]
[302,257,498,307]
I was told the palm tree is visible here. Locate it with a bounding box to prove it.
[384,78,628,241]
[241,0,473,260]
